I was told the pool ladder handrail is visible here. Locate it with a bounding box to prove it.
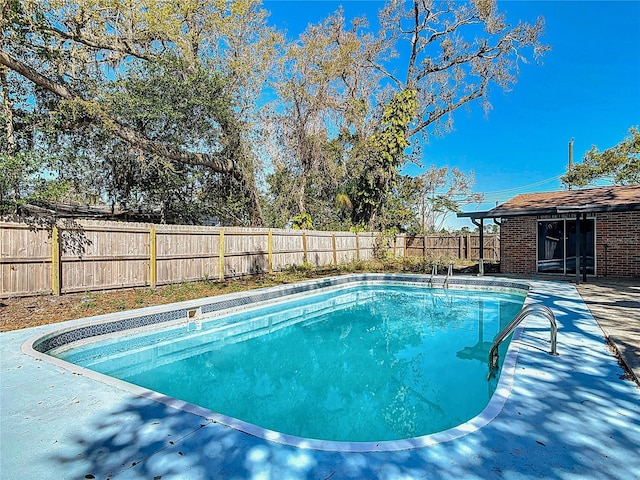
[429,263,454,288]
[488,305,558,378]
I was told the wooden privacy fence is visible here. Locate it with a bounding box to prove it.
[0,221,388,297]
[0,220,498,298]
[404,233,500,262]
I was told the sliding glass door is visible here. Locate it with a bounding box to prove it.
[537,219,595,275]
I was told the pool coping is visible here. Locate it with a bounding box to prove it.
[21,274,530,453]
[2,275,639,479]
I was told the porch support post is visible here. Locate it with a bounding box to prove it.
[471,217,485,276]
[479,218,484,276]
[582,213,588,283]
[575,213,581,285]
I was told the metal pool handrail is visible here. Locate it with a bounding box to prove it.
[488,305,558,378]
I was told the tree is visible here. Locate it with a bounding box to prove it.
[415,166,483,232]
[267,0,545,230]
[2,0,546,230]
[0,0,272,225]
[103,55,253,224]
[267,10,381,228]
[562,127,640,187]
[375,0,548,140]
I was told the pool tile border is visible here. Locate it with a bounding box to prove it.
[32,274,528,355]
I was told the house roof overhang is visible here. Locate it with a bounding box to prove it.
[457,185,640,220]
[458,203,640,219]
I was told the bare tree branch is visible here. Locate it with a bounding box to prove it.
[40,25,153,62]
[407,77,489,137]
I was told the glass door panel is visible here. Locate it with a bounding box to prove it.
[566,219,595,275]
[537,221,565,273]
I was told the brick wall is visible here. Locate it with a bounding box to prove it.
[500,216,537,274]
[596,211,640,277]
[500,211,640,277]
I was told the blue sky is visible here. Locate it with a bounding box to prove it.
[263,0,640,227]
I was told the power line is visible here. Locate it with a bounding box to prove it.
[475,175,563,196]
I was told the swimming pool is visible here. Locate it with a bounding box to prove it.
[27,274,530,451]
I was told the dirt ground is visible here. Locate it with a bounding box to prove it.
[0,275,305,332]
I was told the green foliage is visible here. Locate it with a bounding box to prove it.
[96,55,254,224]
[562,127,640,187]
[350,90,418,228]
[1,0,271,226]
[372,228,399,260]
[0,151,74,215]
[108,56,232,147]
[292,212,314,230]
[285,261,316,274]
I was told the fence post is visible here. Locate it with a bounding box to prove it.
[51,225,61,296]
[218,230,225,281]
[422,234,427,259]
[302,232,308,264]
[149,226,157,288]
[355,232,360,261]
[466,234,471,260]
[332,234,337,266]
[268,230,273,274]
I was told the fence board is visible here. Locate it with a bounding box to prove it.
[224,230,269,277]
[60,221,150,293]
[271,230,305,270]
[305,231,334,267]
[156,226,220,284]
[357,232,377,261]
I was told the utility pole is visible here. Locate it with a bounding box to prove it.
[568,138,574,190]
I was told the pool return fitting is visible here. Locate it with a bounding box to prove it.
[487,305,558,380]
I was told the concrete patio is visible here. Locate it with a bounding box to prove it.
[575,277,640,385]
[1,278,639,479]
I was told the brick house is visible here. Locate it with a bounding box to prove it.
[459,185,640,278]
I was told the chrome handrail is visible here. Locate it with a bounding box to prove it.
[445,262,453,288]
[429,264,437,286]
[488,304,558,379]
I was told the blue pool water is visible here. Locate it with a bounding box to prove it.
[52,284,525,442]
